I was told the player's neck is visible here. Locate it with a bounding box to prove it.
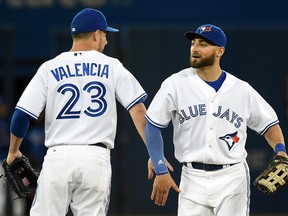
[70,41,101,52]
[196,65,223,82]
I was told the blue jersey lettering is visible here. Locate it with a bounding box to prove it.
[50,63,109,82]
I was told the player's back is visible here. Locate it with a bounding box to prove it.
[44,50,119,147]
[16,50,145,149]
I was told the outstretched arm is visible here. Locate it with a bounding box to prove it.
[145,121,180,206]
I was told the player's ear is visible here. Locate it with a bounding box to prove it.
[217,47,225,57]
[92,30,101,42]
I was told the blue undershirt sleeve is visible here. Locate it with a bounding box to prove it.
[145,121,168,175]
[10,109,32,138]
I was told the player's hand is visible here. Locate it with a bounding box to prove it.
[6,151,22,165]
[147,158,174,180]
[277,151,288,158]
[151,173,181,206]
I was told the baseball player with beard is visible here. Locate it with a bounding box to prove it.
[144,24,287,216]
[5,8,147,216]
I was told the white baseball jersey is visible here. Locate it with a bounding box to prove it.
[146,68,278,164]
[16,50,147,149]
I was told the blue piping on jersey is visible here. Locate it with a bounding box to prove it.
[15,106,38,120]
[126,93,147,110]
[260,120,279,135]
[244,161,251,216]
[144,114,167,129]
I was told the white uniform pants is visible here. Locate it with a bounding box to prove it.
[178,161,250,216]
[30,145,111,216]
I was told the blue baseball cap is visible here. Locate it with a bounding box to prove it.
[71,8,119,34]
[184,24,226,47]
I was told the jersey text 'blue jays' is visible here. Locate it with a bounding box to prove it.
[179,104,243,128]
[50,63,109,82]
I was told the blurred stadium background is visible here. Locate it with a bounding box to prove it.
[1,0,288,215]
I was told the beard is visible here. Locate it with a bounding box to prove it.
[190,53,215,68]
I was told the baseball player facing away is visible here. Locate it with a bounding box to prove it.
[5,8,147,216]
[144,24,288,216]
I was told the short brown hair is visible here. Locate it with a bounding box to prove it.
[72,32,93,40]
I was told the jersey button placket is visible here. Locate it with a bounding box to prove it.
[206,119,215,161]
[206,98,217,163]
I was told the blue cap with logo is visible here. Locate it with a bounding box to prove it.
[71,8,119,34]
[184,24,226,47]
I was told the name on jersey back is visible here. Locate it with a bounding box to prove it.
[50,63,109,82]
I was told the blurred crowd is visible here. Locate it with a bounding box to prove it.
[0,95,47,216]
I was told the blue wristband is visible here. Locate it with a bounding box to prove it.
[275,143,287,154]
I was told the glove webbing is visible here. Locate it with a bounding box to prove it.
[258,163,288,193]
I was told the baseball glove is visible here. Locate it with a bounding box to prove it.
[1,155,39,198]
[253,155,288,194]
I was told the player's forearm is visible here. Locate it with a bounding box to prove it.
[7,133,23,164]
[145,121,168,175]
[264,124,287,156]
[8,133,23,154]
[129,103,147,144]
[7,109,30,163]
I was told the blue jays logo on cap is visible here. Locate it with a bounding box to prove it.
[184,24,227,47]
[199,26,212,33]
[71,8,119,35]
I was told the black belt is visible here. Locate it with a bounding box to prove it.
[183,162,236,171]
[89,143,107,149]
